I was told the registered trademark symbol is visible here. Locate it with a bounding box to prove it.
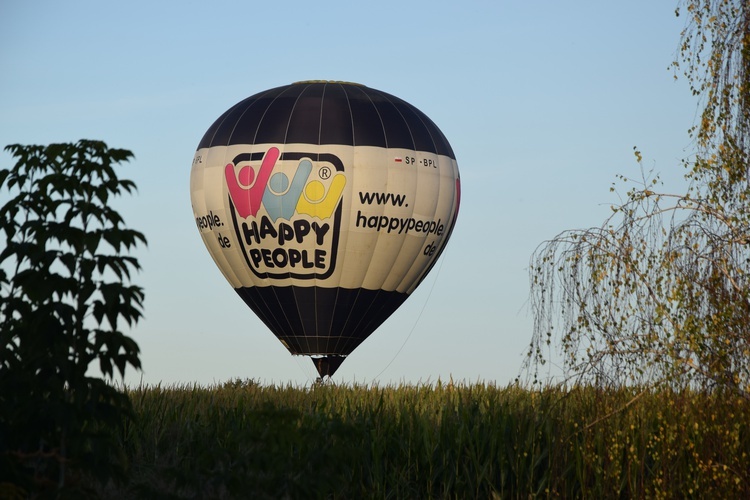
[319,166,331,179]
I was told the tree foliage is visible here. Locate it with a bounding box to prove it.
[527,0,750,396]
[0,140,146,497]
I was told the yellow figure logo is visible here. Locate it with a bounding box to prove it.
[296,174,346,219]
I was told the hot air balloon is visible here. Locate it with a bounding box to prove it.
[190,81,460,378]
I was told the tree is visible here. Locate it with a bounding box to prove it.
[526,0,750,396]
[0,140,146,496]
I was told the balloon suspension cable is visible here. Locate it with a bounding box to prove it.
[373,243,451,381]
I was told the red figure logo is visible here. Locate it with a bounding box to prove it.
[224,147,280,218]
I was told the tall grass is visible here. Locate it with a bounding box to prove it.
[101,381,750,498]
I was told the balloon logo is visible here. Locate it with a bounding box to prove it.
[190,81,461,378]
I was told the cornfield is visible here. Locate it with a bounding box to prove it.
[99,380,750,498]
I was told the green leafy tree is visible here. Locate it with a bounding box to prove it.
[527,0,750,396]
[0,140,146,497]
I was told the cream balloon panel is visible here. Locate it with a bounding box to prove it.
[190,143,458,294]
[192,146,249,289]
[189,162,237,286]
[356,147,422,291]
[353,148,455,293]
[386,153,459,294]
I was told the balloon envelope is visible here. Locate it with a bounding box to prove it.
[190,81,460,377]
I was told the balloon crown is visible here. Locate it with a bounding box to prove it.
[292,80,364,86]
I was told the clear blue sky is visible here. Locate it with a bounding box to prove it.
[1,1,697,386]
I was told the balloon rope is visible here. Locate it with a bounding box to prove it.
[372,243,451,382]
[294,353,318,383]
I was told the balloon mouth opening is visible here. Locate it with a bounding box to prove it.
[311,355,346,379]
[292,80,364,87]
